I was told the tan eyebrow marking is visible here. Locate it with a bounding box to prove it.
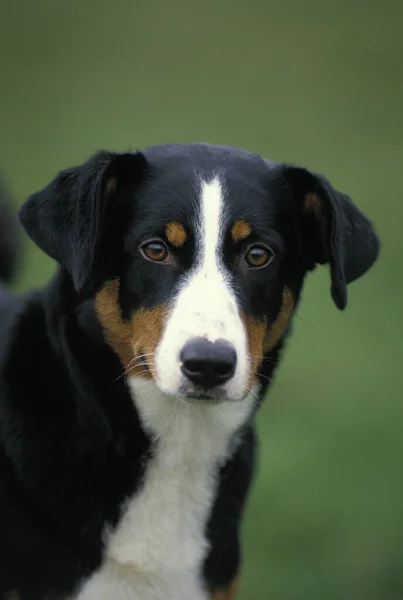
[165,221,187,248]
[231,219,252,243]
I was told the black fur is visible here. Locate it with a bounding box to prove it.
[270,164,380,309]
[0,144,379,599]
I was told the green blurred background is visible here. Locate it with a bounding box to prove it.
[1,1,402,598]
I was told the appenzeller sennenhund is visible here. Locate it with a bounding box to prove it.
[0,144,379,600]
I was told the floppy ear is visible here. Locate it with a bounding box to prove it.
[19,150,146,294]
[274,164,380,310]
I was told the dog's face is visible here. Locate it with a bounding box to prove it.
[95,163,296,402]
[19,144,379,402]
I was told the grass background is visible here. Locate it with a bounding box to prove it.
[1,1,402,598]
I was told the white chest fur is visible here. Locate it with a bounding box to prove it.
[75,380,254,600]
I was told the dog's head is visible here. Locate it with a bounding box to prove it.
[19,144,379,402]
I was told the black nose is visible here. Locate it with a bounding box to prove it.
[180,337,237,388]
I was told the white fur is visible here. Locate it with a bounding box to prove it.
[74,379,256,600]
[154,176,250,400]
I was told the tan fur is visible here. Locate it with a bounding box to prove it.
[95,280,166,379]
[211,578,239,600]
[165,221,187,247]
[241,312,266,389]
[231,220,252,243]
[241,287,295,387]
[264,287,295,351]
[95,280,133,366]
[130,305,166,379]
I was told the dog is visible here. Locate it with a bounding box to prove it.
[0,143,379,600]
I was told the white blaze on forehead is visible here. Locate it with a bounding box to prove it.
[198,176,223,284]
[150,174,250,399]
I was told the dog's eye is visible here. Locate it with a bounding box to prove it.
[141,241,169,263]
[244,245,274,268]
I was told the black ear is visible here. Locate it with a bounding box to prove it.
[275,164,380,310]
[19,150,146,294]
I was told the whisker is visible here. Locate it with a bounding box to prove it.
[295,312,324,336]
[124,357,138,371]
[246,386,264,407]
[113,371,128,383]
[129,359,156,367]
[250,356,278,364]
[124,360,156,373]
[257,372,283,389]
[113,357,157,383]
[126,352,156,369]
[125,352,155,369]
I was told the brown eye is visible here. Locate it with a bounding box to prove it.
[141,241,169,263]
[244,245,274,268]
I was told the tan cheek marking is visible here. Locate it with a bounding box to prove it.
[95,280,166,380]
[130,305,166,379]
[165,221,187,247]
[95,280,133,366]
[264,287,295,351]
[241,287,295,388]
[211,578,240,600]
[231,220,252,243]
[241,312,266,390]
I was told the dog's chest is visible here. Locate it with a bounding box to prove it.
[75,383,253,600]
[108,437,216,573]
[75,447,213,600]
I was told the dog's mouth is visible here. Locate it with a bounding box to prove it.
[126,329,256,403]
[125,347,260,409]
[177,383,232,403]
